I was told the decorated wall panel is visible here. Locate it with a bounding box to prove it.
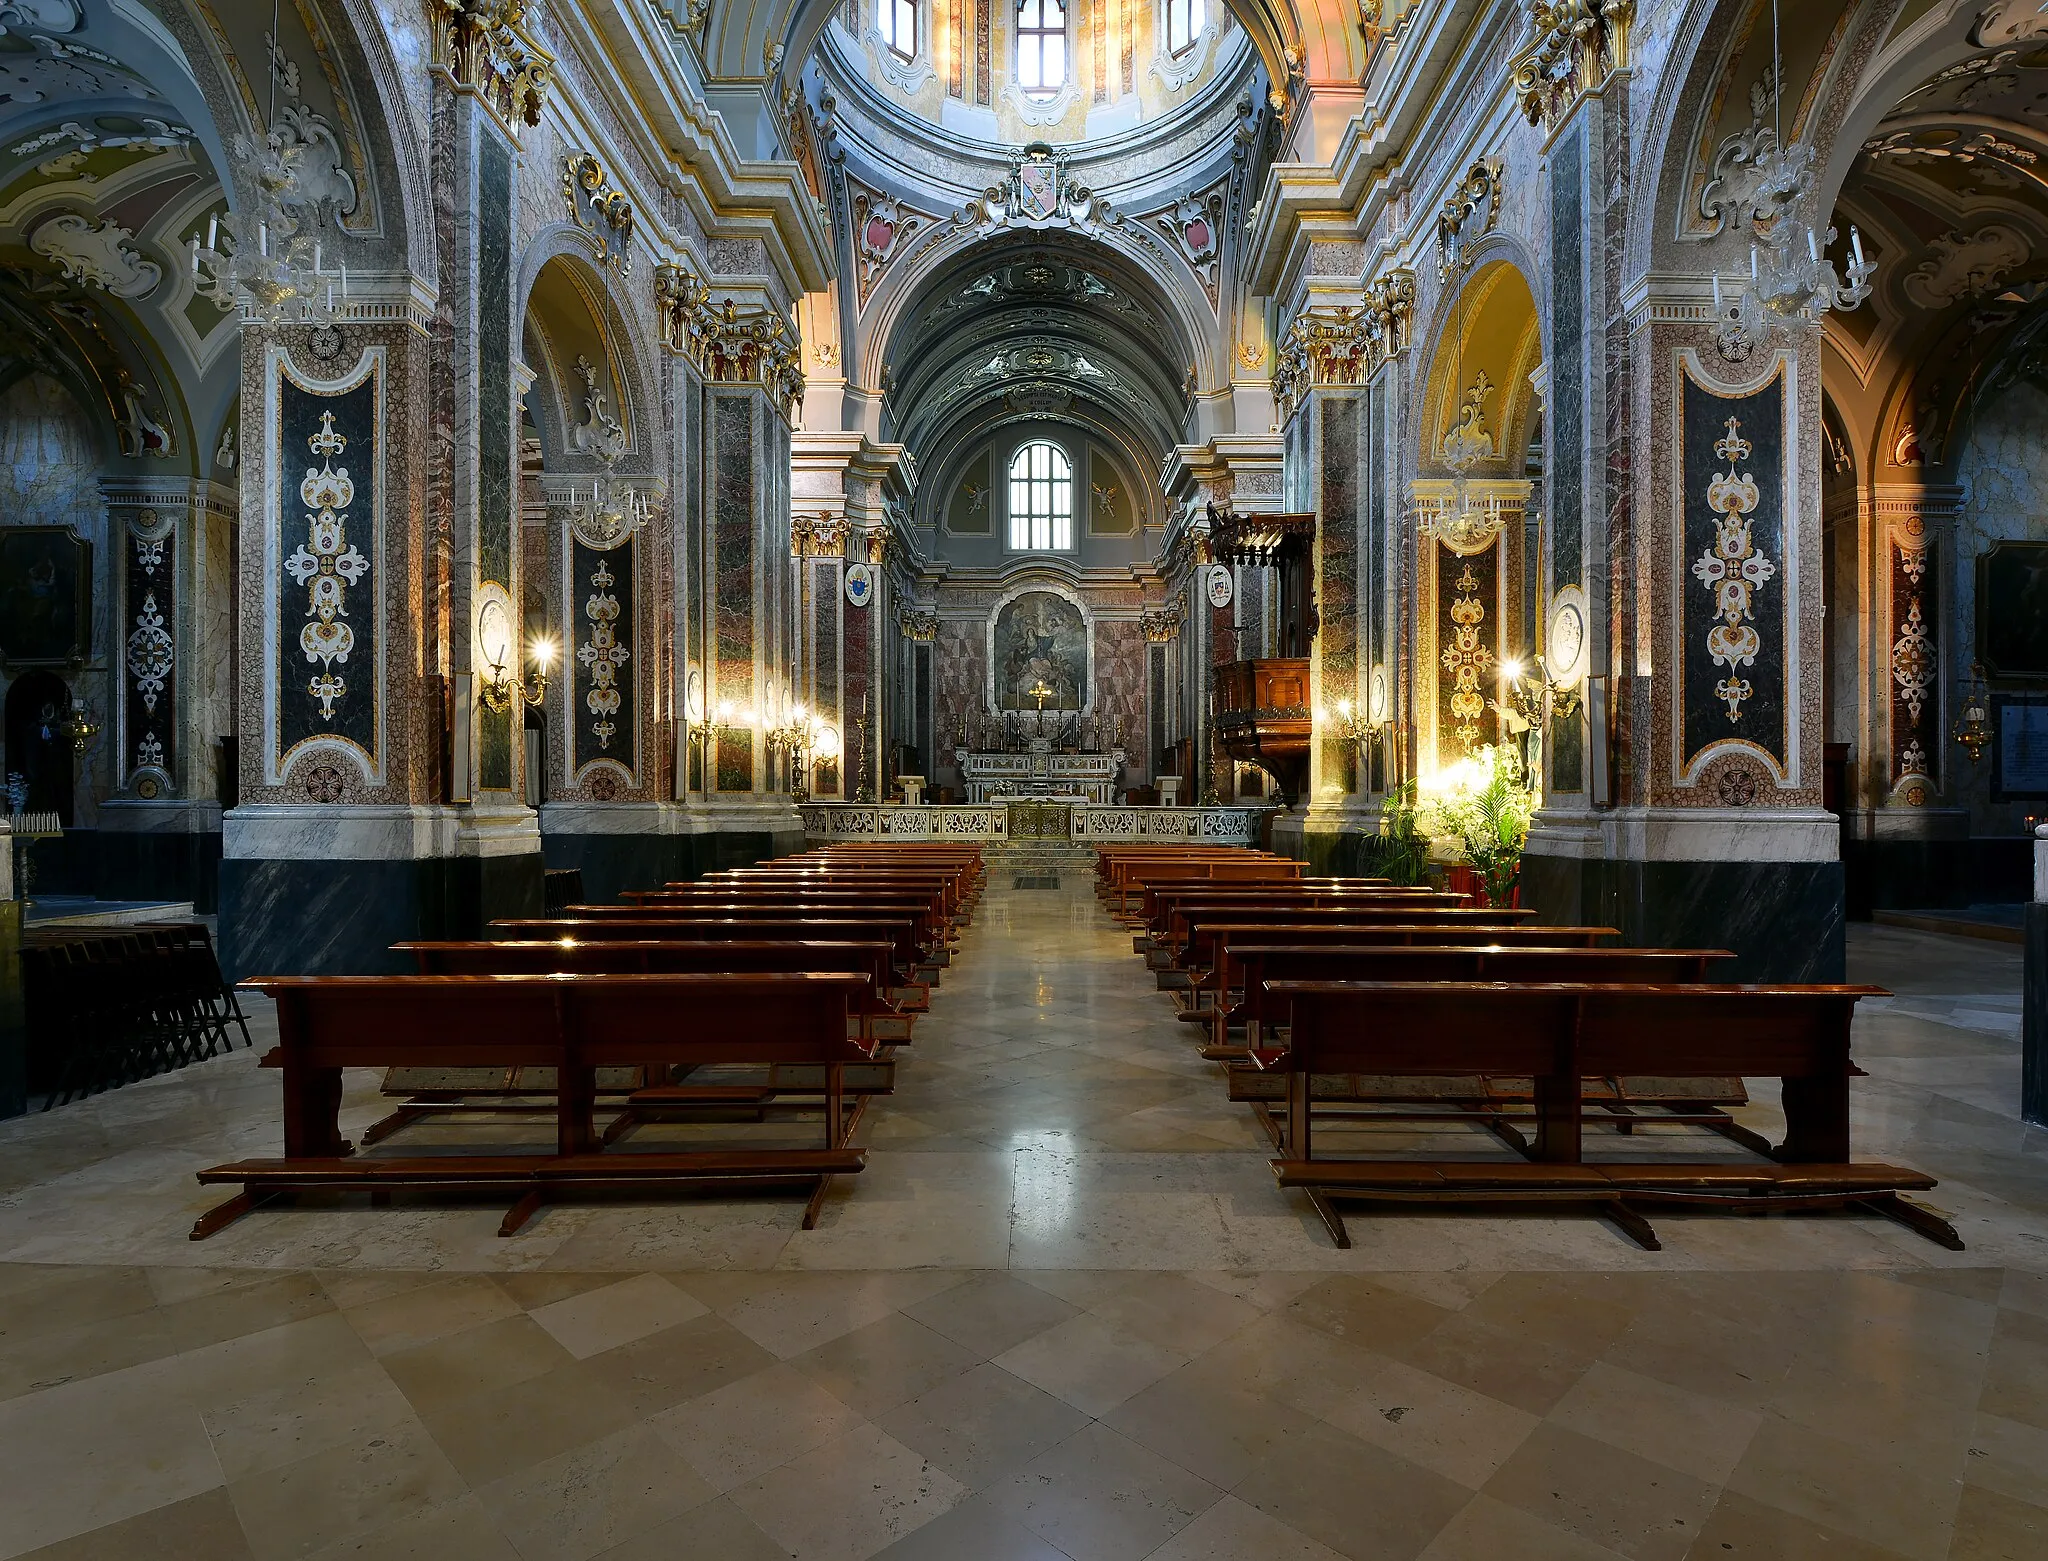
[1676,356,1790,782]
[1435,542,1500,766]
[571,537,634,784]
[124,511,174,791]
[269,348,381,782]
[1890,536,1937,795]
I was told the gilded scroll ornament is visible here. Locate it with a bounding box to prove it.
[1510,0,1633,130]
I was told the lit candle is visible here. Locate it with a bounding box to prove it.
[189,237,200,276]
[207,213,218,250]
[1850,226,1864,268]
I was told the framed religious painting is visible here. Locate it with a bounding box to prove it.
[0,527,92,666]
[1978,541,2048,682]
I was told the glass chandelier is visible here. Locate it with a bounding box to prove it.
[187,0,346,326]
[1713,0,1876,354]
[568,214,647,545]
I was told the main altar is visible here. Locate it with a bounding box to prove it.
[799,799,1274,846]
[949,708,1125,805]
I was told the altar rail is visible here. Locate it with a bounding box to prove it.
[798,802,1274,846]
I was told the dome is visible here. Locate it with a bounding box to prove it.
[813,0,1257,164]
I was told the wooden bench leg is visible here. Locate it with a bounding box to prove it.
[802,1173,835,1230]
[361,1103,439,1147]
[189,1187,279,1240]
[1858,1192,1965,1251]
[1304,1190,1350,1249]
[1603,1200,1662,1251]
[499,1188,547,1237]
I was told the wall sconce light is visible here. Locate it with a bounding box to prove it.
[477,599,558,713]
[1953,663,1992,765]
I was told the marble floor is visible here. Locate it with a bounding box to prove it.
[0,868,2044,1559]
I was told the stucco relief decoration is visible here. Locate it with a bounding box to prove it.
[1510,0,1634,129]
[1272,303,1389,426]
[114,371,172,458]
[1442,563,1491,754]
[1437,160,1503,280]
[285,411,368,721]
[1150,184,1227,304]
[1972,2,2048,45]
[123,507,174,788]
[569,354,626,463]
[578,556,627,750]
[1141,605,1184,643]
[429,0,553,132]
[1699,71,1812,240]
[562,152,635,271]
[849,184,927,306]
[791,512,849,557]
[656,263,805,417]
[1691,417,1775,722]
[897,608,939,643]
[1441,372,1497,467]
[29,213,159,297]
[0,13,157,112]
[1903,227,2030,308]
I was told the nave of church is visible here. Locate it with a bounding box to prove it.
[5,0,2048,1553]
[0,867,2042,1559]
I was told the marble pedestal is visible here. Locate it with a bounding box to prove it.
[217,805,544,980]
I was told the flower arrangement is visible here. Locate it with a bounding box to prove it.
[1422,744,1534,907]
[1356,779,1432,886]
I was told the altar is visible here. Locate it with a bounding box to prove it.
[954,744,1124,804]
[799,799,1274,846]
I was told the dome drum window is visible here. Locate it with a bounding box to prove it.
[1016,0,1067,98]
[879,0,917,61]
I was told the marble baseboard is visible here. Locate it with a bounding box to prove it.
[1520,854,1846,983]
[1843,834,2033,918]
[7,828,223,912]
[541,831,697,905]
[2025,903,2047,1128]
[218,851,544,980]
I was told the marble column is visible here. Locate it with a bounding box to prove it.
[2026,825,2046,1126]
[659,268,807,864]
[1843,484,1968,909]
[218,61,544,976]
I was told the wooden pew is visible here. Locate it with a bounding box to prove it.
[1162,904,1538,986]
[1252,980,1958,1252]
[608,893,953,955]
[492,917,930,985]
[193,972,878,1239]
[369,939,912,1147]
[1216,944,1743,1149]
[1105,857,1305,915]
[1142,885,1464,949]
[709,869,976,921]
[1183,923,1623,1027]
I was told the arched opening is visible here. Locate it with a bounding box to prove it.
[4,670,77,826]
[1411,259,1546,791]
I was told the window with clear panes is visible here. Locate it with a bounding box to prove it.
[879,0,916,59]
[1008,441,1073,550]
[1166,0,1203,55]
[1016,0,1066,96]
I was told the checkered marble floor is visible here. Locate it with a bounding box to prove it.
[0,874,2042,1559]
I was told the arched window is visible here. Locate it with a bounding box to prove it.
[879,0,916,59]
[1016,0,1066,97]
[1165,0,1203,55]
[1008,441,1073,550]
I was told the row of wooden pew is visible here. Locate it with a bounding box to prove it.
[190,844,984,1239]
[1106,845,1960,1253]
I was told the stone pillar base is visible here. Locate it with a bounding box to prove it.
[1521,853,1846,983]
